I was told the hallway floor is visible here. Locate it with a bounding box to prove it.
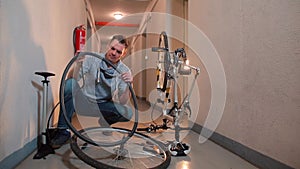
[15,129,258,169]
[14,98,258,169]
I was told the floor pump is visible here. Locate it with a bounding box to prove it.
[33,71,55,159]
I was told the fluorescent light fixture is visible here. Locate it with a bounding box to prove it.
[114,13,123,20]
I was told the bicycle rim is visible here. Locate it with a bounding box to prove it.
[59,52,139,147]
[70,127,171,169]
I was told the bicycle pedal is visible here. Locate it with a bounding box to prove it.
[168,142,191,156]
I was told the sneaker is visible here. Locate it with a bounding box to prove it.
[50,129,71,149]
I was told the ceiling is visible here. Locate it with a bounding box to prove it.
[89,0,151,44]
[89,0,151,23]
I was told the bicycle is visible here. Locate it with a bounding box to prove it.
[137,31,200,156]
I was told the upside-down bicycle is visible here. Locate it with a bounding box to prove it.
[137,31,200,156]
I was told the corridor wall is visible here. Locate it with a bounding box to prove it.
[0,0,86,168]
[188,0,300,168]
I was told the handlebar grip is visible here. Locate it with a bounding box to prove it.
[137,127,152,133]
[137,128,149,131]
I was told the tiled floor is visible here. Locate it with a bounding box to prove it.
[15,129,258,169]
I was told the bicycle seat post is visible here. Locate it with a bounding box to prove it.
[33,71,55,159]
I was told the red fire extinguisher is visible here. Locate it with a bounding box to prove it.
[73,25,86,54]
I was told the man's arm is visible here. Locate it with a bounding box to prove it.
[118,72,133,104]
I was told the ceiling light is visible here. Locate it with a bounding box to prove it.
[114,13,123,20]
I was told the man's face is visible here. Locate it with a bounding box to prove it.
[105,39,126,64]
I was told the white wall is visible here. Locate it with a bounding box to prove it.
[0,0,86,162]
[189,0,300,168]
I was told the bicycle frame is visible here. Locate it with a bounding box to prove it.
[160,48,200,141]
[138,32,201,156]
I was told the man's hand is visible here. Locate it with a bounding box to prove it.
[75,55,85,65]
[119,71,132,105]
[121,72,133,83]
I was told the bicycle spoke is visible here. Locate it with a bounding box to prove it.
[71,127,171,169]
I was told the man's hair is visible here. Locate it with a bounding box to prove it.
[110,35,129,49]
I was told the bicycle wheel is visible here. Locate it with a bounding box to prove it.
[156,31,171,92]
[71,127,171,169]
[59,52,138,147]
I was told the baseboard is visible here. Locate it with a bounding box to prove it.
[192,123,295,169]
[0,138,37,169]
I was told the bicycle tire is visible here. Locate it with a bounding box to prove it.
[59,52,139,147]
[158,31,171,92]
[70,127,171,169]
